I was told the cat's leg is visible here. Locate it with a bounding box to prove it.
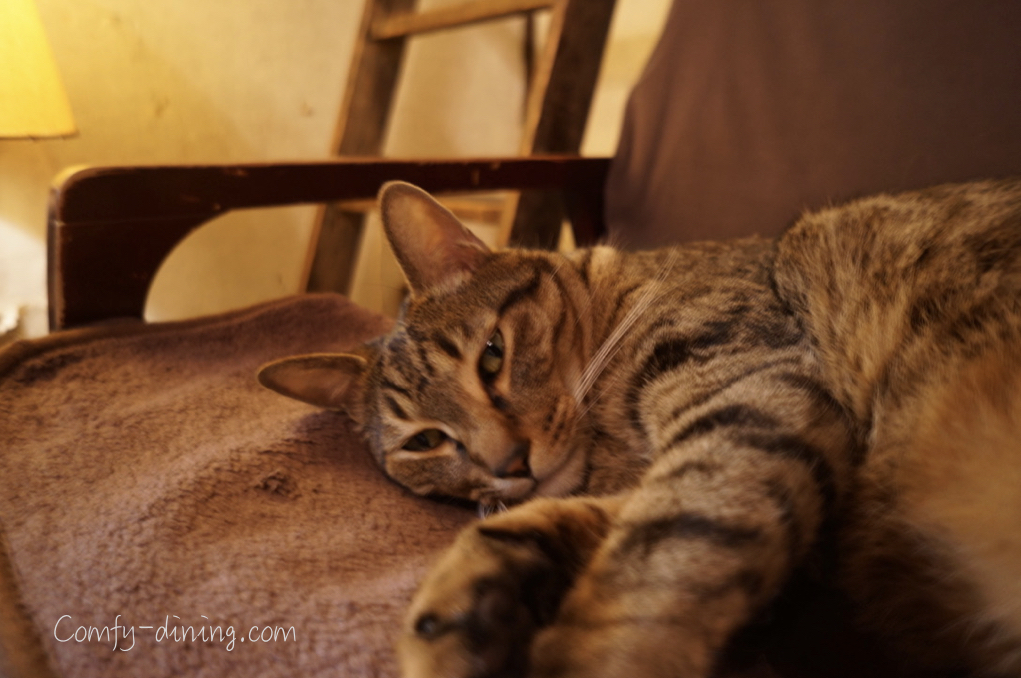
[528,432,834,676]
[399,495,624,678]
[842,347,1021,675]
[515,360,856,677]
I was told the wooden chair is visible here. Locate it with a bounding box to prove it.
[47,156,609,330]
[5,1,1021,677]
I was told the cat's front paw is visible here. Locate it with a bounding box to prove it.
[398,497,617,678]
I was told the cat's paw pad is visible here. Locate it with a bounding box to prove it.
[398,504,598,678]
[399,527,569,678]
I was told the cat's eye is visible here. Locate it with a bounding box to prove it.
[478,330,505,381]
[402,429,447,452]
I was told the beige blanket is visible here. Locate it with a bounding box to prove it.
[0,294,473,678]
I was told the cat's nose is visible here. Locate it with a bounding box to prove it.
[494,440,531,478]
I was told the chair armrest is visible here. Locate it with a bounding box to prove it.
[48,155,610,330]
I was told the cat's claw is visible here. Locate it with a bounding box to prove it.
[476,499,511,520]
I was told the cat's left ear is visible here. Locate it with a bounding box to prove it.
[379,181,490,295]
[257,352,370,423]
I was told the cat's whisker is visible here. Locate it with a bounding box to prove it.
[572,252,679,409]
[575,369,626,422]
[575,342,631,419]
[476,493,511,519]
[573,298,645,403]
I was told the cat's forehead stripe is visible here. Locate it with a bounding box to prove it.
[415,343,437,378]
[383,341,431,394]
[497,270,543,316]
[431,332,463,360]
[380,378,412,398]
[384,396,410,421]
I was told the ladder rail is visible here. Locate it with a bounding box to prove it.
[305,0,616,293]
[373,0,555,39]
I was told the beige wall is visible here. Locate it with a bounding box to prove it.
[0,0,670,333]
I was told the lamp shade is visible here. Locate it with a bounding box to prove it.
[0,0,76,138]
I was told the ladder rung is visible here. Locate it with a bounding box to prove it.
[336,194,507,222]
[372,0,555,40]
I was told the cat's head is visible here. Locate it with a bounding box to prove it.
[259,182,591,508]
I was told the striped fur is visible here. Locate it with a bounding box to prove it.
[259,179,1021,677]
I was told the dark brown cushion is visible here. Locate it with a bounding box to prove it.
[606,0,1021,247]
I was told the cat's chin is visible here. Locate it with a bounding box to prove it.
[486,477,536,503]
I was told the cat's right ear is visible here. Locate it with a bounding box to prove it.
[379,181,490,296]
[257,353,369,423]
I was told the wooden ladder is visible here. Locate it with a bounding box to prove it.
[304,0,617,294]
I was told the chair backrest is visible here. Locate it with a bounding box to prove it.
[47,157,608,331]
[605,0,1021,248]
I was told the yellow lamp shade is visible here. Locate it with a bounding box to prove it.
[0,0,76,138]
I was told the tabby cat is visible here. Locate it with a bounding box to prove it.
[259,178,1021,677]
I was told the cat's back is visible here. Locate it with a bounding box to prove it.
[773,177,1021,422]
[774,178,1021,673]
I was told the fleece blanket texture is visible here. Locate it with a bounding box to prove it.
[0,293,925,678]
[0,294,473,678]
